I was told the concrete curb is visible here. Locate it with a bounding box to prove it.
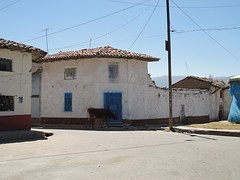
[174,126,240,137]
[0,130,52,143]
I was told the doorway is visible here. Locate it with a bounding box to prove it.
[104,93,122,124]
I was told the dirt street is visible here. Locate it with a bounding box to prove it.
[0,129,240,180]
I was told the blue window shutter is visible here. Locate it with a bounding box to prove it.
[64,93,72,111]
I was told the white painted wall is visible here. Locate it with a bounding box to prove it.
[132,85,210,120]
[223,89,231,118]
[41,58,148,119]
[172,89,210,118]
[206,87,231,120]
[40,57,230,121]
[0,49,32,116]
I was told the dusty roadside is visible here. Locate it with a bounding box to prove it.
[186,120,240,130]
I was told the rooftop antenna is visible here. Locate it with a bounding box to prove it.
[185,62,189,76]
[89,38,92,49]
[41,28,51,53]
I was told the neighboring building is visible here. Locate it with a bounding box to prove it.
[0,38,46,131]
[228,75,240,123]
[31,63,43,124]
[172,76,231,120]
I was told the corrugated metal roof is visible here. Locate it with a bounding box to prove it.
[41,46,160,62]
[230,75,240,82]
[0,38,46,59]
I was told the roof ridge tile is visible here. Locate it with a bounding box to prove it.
[41,46,159,62]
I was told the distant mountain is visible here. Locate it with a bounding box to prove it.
[152,76,230,88]
[213,76,230,83]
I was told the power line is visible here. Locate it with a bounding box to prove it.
[181,4,240,9]
[50,34,166,52]
[109,0,165,8]
[21,0,152,43]
[49,25,240,53]
[171,0,240,62]
[49,25,240,52]
[108,0,240,9]
[128,0,160,50]
[49,41,89,51]
[49,7,151,51]
[175,26,240,34]
[0,0,22,11]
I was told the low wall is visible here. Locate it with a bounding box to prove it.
[182,115,210,124]
[39,115,209,126]
[0,115,31,131]
[41,117,87,125]
[123,118,180,126]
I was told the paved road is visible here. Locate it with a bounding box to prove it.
[0,129,240,180]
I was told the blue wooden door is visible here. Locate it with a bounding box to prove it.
[104,93,122,124]
[64,92,72,112]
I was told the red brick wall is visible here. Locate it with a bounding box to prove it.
[0,115,31,131]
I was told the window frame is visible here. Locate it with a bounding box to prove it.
[0,95,14,111]
[108,62,119,82]
[0,58,13,72]
[64,68,77,80]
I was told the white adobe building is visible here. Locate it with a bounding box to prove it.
[33,46,230,126]
[0,38,46,131]
[172,76,231,121]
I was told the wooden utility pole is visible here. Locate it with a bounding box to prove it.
[166,0,173,130]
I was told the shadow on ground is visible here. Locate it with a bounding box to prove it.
[0,130,53,144]
[32,124,168,132]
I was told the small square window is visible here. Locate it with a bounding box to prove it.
[0,58,12,72]
[0,95,14,111]
[64,68,76,80]
[108,63,119,82]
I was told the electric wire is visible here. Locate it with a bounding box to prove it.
[49,25,240,52]
[128,0,160,50]
[21,0,152,43]
[171,0,240,62]
[0,0,22,11]
[49,6,152,51]
[175,26,240,34]
[108,0,240,9]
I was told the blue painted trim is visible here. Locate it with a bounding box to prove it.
[104,92,122,122]
[64,92,72,112]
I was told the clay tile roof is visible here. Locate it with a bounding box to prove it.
[0,38,47,60]
[41,46,160,62]
[189,76,229,89]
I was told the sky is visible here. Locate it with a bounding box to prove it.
[1,0,240,78]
